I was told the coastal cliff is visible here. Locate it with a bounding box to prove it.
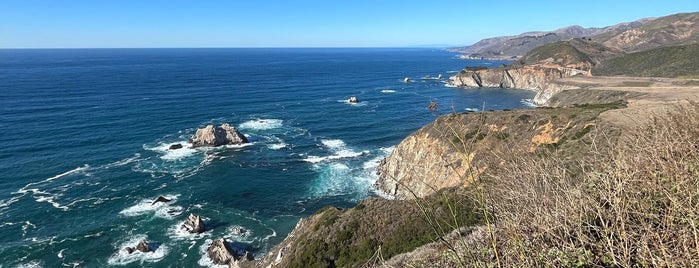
[448,64,585,105]
[375,103,616,199]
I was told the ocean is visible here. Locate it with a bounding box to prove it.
[0,48,534,267]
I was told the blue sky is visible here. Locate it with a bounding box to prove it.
[0,0,697,48]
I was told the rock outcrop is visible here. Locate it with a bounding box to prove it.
[207,238,236,266]
[124,240,153,254]
[150,195,171,206]
[190,123,248,148]
[376,106,611,199]
[448,64,584,105]
[169,143,183,150]
[181,213,205,234]
[207,238,254,267]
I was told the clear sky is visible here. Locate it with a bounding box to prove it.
[1,0,697,48]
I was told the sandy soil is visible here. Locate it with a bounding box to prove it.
[556,76,699,129]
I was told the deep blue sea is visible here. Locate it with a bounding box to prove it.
[0,48,533,267]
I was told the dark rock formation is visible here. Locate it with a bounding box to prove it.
[124,240,152,254]
[169,143,183,150]
[348,96,359,103]
[151,195,172,206]
[181,213,205,234]
[189,123,248,148]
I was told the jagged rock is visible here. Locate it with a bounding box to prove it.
[151,195,172,206]
[207,238,236,265]
[181,213,206,234]
[189,123,248,148]
[124,240,152,254]
[242,251,254,261]
[136,240,152,252]
[169,143,183,150]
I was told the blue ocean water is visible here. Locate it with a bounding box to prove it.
[0,48,533,267]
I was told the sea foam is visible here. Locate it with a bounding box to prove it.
[119,194,182,219]
[239,119,283,130]
[107,234,168,265]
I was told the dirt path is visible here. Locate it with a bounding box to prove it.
[556,76,699,129]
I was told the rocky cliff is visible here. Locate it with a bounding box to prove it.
[376,104,616,199]
[448,64,585,105]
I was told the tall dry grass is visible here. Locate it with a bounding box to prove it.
[479,103,699,267]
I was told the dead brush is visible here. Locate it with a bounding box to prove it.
[480,102,699,267]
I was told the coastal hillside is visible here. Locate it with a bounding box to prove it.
[450,19,649,59]
[592,43,699,78]
[594,12,699,52]
[452,11,698,59]
[254,11,699,268]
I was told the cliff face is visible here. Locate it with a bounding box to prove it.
[376,106,613,199]
[448,64,585,105]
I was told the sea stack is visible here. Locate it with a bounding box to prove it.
[207,238,236,265]
[189,123,248,148]
[181,213,206,234]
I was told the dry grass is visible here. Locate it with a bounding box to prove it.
[475,102,699,267]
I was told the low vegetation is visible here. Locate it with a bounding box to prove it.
[593,44,699,78]
[460,102,699,267]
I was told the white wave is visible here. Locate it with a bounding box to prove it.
[107,234,168,265]
[21,221,36,237]
[119,195,182,219]
[446,70,459,73]
[166,219,212,241]
[100,154,141,169]
[268,142,287,150]
[303,139,366,163]
[521,98,537,107]
[380,89,396,93]
[58,248,66,258]
[144,141,197,161]
[222,225,254,243]
[14,260,42,268]
[465,107,480,112]
[321,139,346,149]
[444,83,458,88]
[337,99,368,106]
[238,119,283,130]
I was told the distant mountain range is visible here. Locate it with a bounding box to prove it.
[450,12,698,59]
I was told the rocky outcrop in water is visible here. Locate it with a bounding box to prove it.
[169,143,183,150]
[190,123,248,148]
[151,196,172,206]
[208,238,236,265]
[124,240,153,254]
[207,238,254,267]
[181,213,205,234]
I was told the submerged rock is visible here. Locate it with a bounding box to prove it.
[189,123,248,148]
[181,213,206,234]
[348,96,359,103]
[150,195,172,206]
[168,143,183,150]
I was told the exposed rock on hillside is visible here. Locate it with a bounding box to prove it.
[448,39,623,105]
[450,19,649,59]
[595,12,699,52]
[190,123,248,148]
[376,106,616,199]
[449,64,584,105]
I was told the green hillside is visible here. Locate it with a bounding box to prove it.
[592,43,699,78]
